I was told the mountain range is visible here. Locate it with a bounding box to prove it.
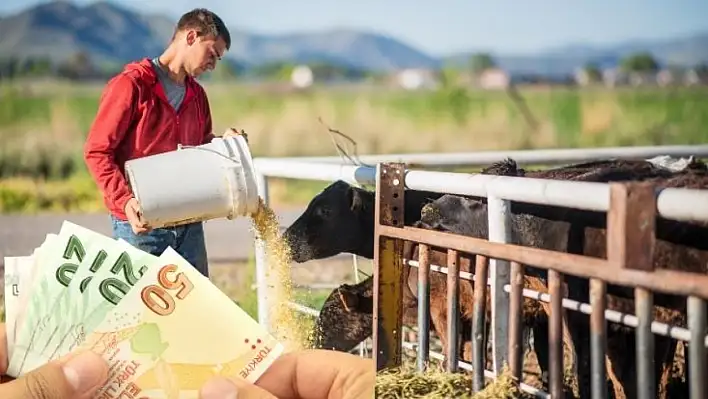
[1,0,707,76]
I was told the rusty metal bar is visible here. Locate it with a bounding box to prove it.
[372,163,406,371]
[417,244,431,372]
[635,288,655,399]
[508,261,524,382]
[471,255,489,392]
[605,182,658,399]
[606,183,656,271]
[688,296,707,399]
[446,249,460,372]
[590,278,607,399]
[377,224,708,298]
[548,270,564,399]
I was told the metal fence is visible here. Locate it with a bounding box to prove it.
[371,161,708,398]
[250,145,708,398]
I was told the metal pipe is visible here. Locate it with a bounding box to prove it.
[688,296,707,399]
[446,249,460,372]
[417,244,431,372]
[254,172,271,329]
[471,255,489,393]
[590,279,607,399]
[508,261,524,381]
[548,270,564,399]
[487,196,512,375]
[258,144,708,167]
[253,159,708,223]
[635,288,655,399]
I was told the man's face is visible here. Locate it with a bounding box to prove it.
[183,30,227,77]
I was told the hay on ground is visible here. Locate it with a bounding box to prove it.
[375,364,520,399]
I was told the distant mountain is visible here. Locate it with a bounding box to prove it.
[0,0,438,72]
[1,0,706,75]
[443,33,708,77]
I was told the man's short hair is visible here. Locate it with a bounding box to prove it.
[174,8,231,50]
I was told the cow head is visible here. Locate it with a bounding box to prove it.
[283,180,374,263]
[418,194,489,238]
[311,278,373,352]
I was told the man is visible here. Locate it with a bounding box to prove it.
[84,8,243,278]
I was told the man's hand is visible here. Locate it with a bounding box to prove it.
[1,323,109,399]
[124,197,150,235]
[222,127,248,144]
[199,349,374,399]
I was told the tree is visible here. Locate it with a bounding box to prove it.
[468,53,496,74]
[620,52,659,73]
[583,63,602,82]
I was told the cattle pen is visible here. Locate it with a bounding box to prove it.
[251,144,708,399]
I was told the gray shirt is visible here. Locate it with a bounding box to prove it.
[151,57,186,111]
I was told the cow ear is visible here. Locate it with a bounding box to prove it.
[348,187,364,211]
[337,286,359,312]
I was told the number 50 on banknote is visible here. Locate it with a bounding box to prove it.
[79,246,284,399]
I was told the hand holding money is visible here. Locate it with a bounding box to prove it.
[3,220,284,398]
[1,325,109,398]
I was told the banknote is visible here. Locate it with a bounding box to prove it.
[7,221,119,377]
[79,246,284,398]
[12,234,57,339]
[44,239,155,360]
[3,255,37,359]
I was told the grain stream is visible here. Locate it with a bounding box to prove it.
[251,199,314,351]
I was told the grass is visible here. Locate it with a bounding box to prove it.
[1,81,708,213]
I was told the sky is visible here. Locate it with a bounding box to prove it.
[1,0,707,56]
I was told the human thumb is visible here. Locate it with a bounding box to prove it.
[0,351,108,399]
[199,376,276,399]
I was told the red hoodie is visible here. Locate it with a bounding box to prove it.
[84,58,216,221]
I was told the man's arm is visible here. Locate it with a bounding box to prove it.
[83,74,137,215]
[202,91,216,144]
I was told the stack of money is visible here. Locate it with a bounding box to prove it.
[3,220,283,397]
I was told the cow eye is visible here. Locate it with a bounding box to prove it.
[316,207,331,219]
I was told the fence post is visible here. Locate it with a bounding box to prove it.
[254,172,271,330]
[487,195,512,375]
[373,162,406,371]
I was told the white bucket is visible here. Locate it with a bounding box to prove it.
[124,135,260,228]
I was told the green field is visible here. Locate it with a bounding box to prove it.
[2,80,707,213]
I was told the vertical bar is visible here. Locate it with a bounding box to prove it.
[635,287,655,399]
[417,244,431,371]
[606,182,657,271]
[352,254,367,358]
[472,255,489,392]
[688,296,707,399]
[447,249,460,372]
[487,195,512,375]
[254,172,271,329]
[373,162,406,371]
[508,261,524,382]
[548,269,564,399]
[590,278,607,399]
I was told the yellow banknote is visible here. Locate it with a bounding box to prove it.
[79,246,284,399]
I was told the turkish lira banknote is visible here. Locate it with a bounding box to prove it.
[3,220,283,396]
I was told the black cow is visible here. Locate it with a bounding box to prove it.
[283,180,445,262]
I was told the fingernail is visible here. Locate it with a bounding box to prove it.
[62,351,107,395]
[200,377,238,399]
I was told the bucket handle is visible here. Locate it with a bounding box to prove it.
[177,144,242,165]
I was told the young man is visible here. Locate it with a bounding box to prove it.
[84,8,243,278]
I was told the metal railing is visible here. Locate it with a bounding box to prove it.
[371,161,708,399]
[249,145,708,398]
